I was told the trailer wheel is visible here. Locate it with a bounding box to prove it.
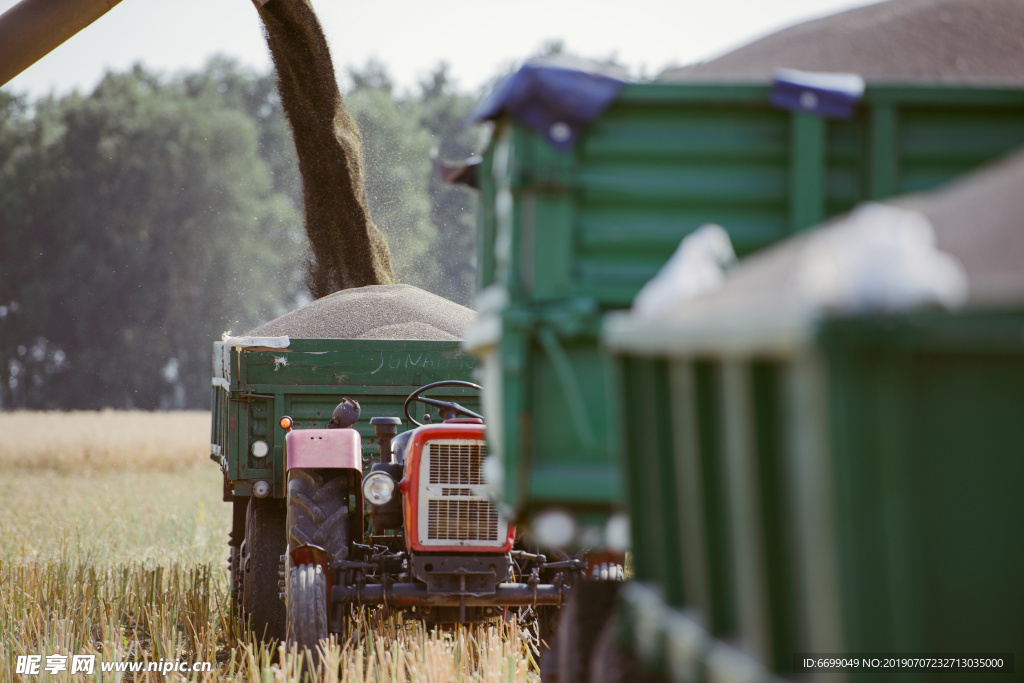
[286,563,329,664]
[229,545,243,617]
[556,580,623,683]
[287,469,350,561]
[243,496,287,643]
[589,613,664,683]
[228,497,247,619]
[536,605,560,681]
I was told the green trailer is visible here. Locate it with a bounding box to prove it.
[600,150,1024,681]
[465,76,1024,543]
[605,311,1024,681]
[210,337,478,500]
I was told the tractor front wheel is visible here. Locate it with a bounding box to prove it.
[285,468,352,657]
[286,563,329,661]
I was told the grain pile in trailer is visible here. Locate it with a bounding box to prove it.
[893,149,1024,304]
[245,284,476,340]
[647,148,1024,323]
[663,0,1024,85]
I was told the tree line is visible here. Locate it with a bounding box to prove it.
[0,58,480,410]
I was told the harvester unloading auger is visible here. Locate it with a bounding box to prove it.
[0,0,121,86]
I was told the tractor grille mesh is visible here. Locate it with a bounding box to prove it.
[428,442,485,485]
[420,440,502,545]
[427,500,499,541]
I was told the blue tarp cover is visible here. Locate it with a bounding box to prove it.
[770,68,865,119]
[472,63,626,151]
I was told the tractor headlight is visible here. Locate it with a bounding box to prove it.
[251,440,269,458]
[362,472,396,505]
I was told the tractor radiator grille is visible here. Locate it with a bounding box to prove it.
[418,439,506,547]
[428,441,485,485]
[427,500,499,541]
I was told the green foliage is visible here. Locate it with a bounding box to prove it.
[0,61,305,409]
[0,58,481,409]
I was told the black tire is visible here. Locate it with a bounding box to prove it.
[286,563,329,662]
[556,580,623,683]
[229,496,247,619]
[590,613,663,683]
[286,469,350,561]
[229,545,243,617]
[536,605,560,682]
[243,496,287,643]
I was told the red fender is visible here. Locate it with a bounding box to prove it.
[284,427,365,551]
[284,428,362,471]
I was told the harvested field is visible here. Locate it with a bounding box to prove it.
[0,410,210,474]
[245,283,476,340]
[0,411,537,681]
[663,0,1024,85]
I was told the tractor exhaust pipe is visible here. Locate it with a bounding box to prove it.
[0,0,125,87]
[370,417,401,463]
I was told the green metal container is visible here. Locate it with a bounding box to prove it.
[602,306,1024,681]
[477,84,1024,305]
[210,338,478,499]
[467,82,1024,534]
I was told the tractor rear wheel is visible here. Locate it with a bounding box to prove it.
[243,496,287,643]
[286,469,350,561]
[286,563,329,662]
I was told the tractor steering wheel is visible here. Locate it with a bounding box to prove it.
[403,380,483,427]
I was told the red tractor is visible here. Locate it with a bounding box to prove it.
[279,381,579,656]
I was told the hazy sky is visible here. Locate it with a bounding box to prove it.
[1,0,881,97]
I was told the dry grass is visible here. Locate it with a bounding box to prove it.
[0,411,538,682]
[0,411,211,473]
